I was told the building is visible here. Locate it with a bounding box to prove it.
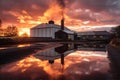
[55,30,74,40]
[55,19,75,40]
[30,20,75,40]
[77,31,111,41]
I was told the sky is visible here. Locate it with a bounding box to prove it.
[0,0,120,32]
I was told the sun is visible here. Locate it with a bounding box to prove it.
[18,28,30,37]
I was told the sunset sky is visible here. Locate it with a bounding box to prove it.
[0,0,120,32]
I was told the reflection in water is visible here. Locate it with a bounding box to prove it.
[75,43,106,51]
[109,59,120,80]
[0,44,31,50]
[0,48,6,50]
[17,44,31,48]
[34,44,75,65]
[0,43,110,80]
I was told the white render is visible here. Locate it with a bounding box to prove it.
[30,23,74,39]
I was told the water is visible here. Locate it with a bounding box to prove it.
[0,43,111,80]
[0,44,31,50]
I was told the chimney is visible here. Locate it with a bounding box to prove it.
[61,18,64,30]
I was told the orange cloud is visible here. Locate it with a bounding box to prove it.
[0,0,119,34]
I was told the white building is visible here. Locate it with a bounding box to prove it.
[30,20,75,39]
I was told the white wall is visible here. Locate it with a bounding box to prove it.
[30,27,60,38]
[30,24,74,39]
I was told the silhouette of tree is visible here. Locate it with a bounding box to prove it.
[111,25,120,38]
[4,25,18,37]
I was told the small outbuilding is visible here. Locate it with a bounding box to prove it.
[55,30,75,40]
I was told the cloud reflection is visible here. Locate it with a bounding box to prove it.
[0,50,109,80]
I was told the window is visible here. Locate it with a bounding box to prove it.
[100,36,103,38]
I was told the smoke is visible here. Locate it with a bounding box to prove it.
[56,0,66,18]
[56,0,65,9]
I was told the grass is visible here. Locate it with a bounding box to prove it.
[0,37,53,45]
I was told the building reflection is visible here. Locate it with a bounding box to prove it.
[74,43,106,52]
[34,43,75,65]
[34,43,107,65]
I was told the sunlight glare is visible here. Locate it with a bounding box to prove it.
[18,28,30,37]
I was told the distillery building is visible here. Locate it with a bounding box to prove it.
[77,31,111,41]
[30,19,75,40]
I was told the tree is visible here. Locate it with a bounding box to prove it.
[111,25,120,38]
[4,25,18,37]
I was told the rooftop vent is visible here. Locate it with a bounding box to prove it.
[48,20,54,24]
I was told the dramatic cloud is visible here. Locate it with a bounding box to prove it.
[0,0,50,27]
[0,0,120,29]
[65,0,120,26]
[56,0,66,9]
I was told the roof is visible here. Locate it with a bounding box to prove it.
[31,23,58,29]
[77,31,94,35]
[31,23,70,30]
[63,30,75,34]
[77,31,110,35]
